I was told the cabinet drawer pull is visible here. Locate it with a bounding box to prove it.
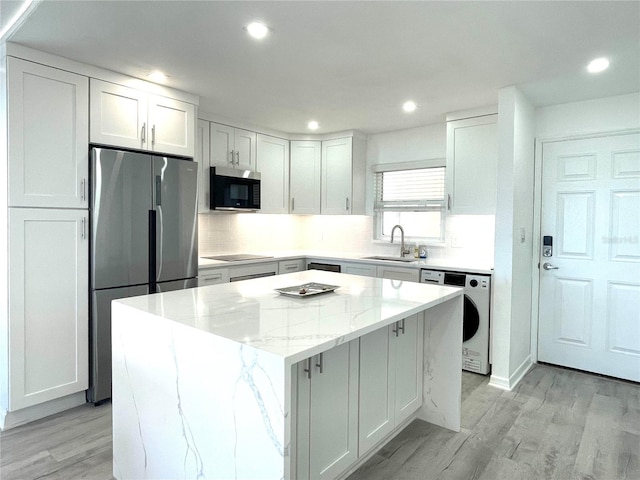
[141,123,146,144]
[447,194,451,211]
[304,358,312,379]
[235,151,240,166]
[81,179,86,202]
[399,318,405,335]
[316,352,324,374]
[392,321,399,337]
[291,197,295,211]
[284,264,297,270]
[152,124,156,147]
[346,198,350,211]
[81,217,86,240]
[229,150,235,166]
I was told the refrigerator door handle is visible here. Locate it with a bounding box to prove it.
[149,209,157,293]
[155,175,162,206]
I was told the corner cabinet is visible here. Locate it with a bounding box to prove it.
[296,340,359,480]
[359,315,424,454]
[90,79,196,157]
[7,57,89,208]
[257,134,290,214]
[446,114,498,214]
[8,208,89,410]
[290,141,322,214]
[321,137,366,215]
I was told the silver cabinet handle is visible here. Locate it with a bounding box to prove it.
[284,264,298,270]
[141,122,146,144]
[291,197,295,211]
[151,124,156,147]
[80,179,86,202]
[392,321,399,337]
[543,262,559,270]
[399,318,405,335]
[304,358,312,379]
[235,151,240,166]
[315,352,324,374]
[229,150,235,166]
[447,194,451,211]
[346,198,350,211]
[81,217,86,240]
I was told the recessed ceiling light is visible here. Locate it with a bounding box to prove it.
[587,57,610,73]
[147,71,168,83]
[308,121,319,130]
[403,101,417,113]
[246,22,270,40]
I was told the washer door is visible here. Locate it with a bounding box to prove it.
[463,295,480,342]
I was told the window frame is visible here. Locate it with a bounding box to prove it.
[372,159,447,245]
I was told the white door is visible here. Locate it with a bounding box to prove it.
[234,128,257,170]
[322,137,352,214]
[148,95,195,157]
[290,141,321,214]
[209,123,234,168]
[90,79,147,150]
[9,208,89,410]
[538,133,640,382]
[257,134,289,213]
[8,57,89,208]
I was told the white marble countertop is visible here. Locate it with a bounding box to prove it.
[114,270,462,366]
[198,249,494,274]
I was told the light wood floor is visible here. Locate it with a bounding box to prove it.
[1,364,638,480]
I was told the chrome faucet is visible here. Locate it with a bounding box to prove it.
[390,225,411,257]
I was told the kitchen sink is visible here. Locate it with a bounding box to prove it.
[362,255,416,263]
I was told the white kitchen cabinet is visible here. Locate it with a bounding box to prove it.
[8,208,89,411]
[342,262,377,277]
[290,140,322,214]
[195,119,211,213]
[296,340,359,480]
[359,314,423,455]
[321,136,367,215]
[377,265,420,282]
[7,57,89,209]
[90,79,195,157]
[257,134,290,213]
[446,114,498,214]
[197,267,230,286]
[210,122,256,170]
[278,259,305,274]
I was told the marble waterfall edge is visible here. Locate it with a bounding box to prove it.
[112,302,288,480]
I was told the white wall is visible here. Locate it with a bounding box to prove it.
[491,86,536,390]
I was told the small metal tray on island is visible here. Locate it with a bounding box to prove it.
[275,282,340,297]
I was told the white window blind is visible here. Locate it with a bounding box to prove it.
[374,167,446,210]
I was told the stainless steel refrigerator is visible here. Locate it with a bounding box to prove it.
[89,147,198,403]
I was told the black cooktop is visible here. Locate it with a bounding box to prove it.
[203,254,275,262]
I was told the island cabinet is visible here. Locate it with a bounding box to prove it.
[295,340,360,480]
[90,79,196,157]
[358,315,424,454]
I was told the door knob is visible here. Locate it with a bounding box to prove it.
[543,262,559,270]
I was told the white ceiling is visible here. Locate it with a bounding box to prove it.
[7,0,640,134]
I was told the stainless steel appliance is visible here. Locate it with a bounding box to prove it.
[420,269,491,374]
[307,262,341,272]
[89,147,198,403]
[210,166,261,211]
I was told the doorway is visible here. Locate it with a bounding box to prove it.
[536,132,640,382]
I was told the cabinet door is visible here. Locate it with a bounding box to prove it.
[377,266,420,282]
[343,262,377,277]
[290,141,321,214]
[90,79,147,150]
[358,326,394,455]
[393,314,424,424]
[446,114,498,214]
[9,208,89,410]
[197,268,229,286]
[321,137,352,215]
[195,119,211,213]
[278,259,305,274]
[148,95,195,157]
[257,134,290,213]
[8,58,89,208]
[297,341,359,480]
[234,128,257,170]
[210,122,235,168]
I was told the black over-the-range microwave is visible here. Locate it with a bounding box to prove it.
[210,166,261,211]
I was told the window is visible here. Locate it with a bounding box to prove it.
[373,162,446,242]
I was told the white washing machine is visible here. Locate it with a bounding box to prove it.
[420,269,491,374]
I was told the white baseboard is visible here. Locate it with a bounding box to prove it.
[0,392,86,430]
[488,356,533,391]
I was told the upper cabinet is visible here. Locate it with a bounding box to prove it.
[7,57,89,209]
[210,122,256,170]
[195,119,211,213]
[90,79,195,157]
[321,136,366,215]
[446,114,498,215]
[256,134,289,214]
[290,140,322,214]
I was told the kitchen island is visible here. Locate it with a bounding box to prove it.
[112,270,463,480]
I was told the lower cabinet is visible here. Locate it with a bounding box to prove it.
[296,340,359,480]
[358,314,424,455]
[8,208,89,410]
[377,265,420,282]
[342,262,377,277]
[278,259,305,274]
